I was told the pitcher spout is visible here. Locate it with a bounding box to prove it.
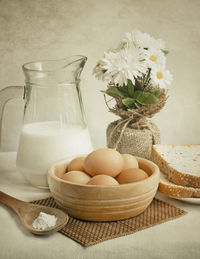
[63,55,87,81]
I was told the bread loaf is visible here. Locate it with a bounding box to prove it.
[159,171,200,198]
[151,144,200,188]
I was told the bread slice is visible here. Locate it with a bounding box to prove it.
[151,144,200,188]
[159,171,200,198]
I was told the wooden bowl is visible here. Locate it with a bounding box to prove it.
[48,156,160,221]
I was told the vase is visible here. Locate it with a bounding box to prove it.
[106,119,160,159]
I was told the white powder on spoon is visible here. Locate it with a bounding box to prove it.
[32,212,57,230]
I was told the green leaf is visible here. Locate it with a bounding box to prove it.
[122,98,136,109]
[161,49,169,55]
[106,87,125,98]
[149,88,160,97]
[134,90,158,105]
[127,80,134,97]
[118,85,129,97]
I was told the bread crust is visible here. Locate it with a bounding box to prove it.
[159,173,200,198]
[151,144,200,188]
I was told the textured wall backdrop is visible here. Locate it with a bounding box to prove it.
[0,0,200,151]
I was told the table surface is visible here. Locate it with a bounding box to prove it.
[0,152,199,259]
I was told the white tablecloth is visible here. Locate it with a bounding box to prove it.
[0,152,199,259]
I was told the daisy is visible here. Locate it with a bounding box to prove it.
[93,30,171,88]
[151,66,173,88]
[93,60,106,81]
[146,47,166,69]
[101,45,147,86]
[148,36,166,50]
[122,30,152,49]
[122,30,166,51]
[93,52,117,82]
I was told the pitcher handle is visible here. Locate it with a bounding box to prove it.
[0,86,24,149]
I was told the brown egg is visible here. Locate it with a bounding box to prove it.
[117,168,148,184]
[83,148,124,177]
[87,175,119,186]
[121,154,138,170]
[67,157,85,172]
[62,170,91,184]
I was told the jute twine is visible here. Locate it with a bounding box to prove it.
[105,88,168,159]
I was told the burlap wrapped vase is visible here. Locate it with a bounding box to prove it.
[107,118,160,159]
[105,88,167,159]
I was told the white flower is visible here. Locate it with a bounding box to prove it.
[98,45,147,86]
[151,66,173,88]
[123,30,151,48]
[148,36,166,50]
[93,30,171,88]
[146,47,166,69]
[93,59,107,81]
[122,30,166,50]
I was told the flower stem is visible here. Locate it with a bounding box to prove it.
[143,68,151,88]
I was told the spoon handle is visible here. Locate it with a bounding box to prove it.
[0,191,27,213]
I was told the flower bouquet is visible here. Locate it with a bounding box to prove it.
[93,30,173,159]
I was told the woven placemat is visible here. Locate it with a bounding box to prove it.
[31,197,186,246]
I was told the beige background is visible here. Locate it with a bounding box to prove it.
[0,0,200,151]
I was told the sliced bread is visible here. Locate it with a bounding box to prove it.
[159,171,200,198]
[151,144,200,188]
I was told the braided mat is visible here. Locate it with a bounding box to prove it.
[32,197,186,247]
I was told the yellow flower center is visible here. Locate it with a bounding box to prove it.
[156,72,163,79]
[149,55,157,62]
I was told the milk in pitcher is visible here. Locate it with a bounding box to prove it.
[16,121,93,187]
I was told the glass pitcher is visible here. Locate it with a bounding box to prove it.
[0,56,93,188]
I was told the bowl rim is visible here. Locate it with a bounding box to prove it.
[48,155,160,189]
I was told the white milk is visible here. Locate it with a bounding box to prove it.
[16,121,93,187]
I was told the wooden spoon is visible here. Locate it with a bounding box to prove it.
[0,191,68,235]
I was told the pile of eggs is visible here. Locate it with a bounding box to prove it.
[60,148,149,186]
